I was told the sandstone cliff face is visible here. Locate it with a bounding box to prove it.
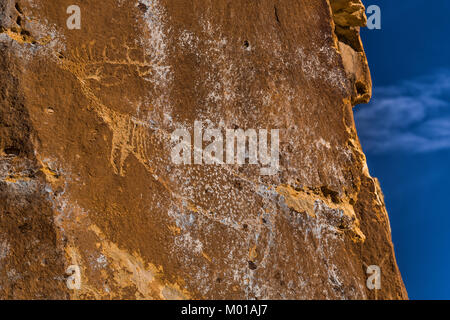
[0,0,407,299]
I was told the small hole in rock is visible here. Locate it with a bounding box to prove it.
[356,81,367,95]
[138,3,148,12]
[15,3,23,14]
[4,147,20,156]
[19,223,32,233]
[248,261,257,270]
[16,16,21,26]
[243,40,250,48]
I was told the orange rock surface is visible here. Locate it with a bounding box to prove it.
[0,0,407,299]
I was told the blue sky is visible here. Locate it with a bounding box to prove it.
[356,0,450,299]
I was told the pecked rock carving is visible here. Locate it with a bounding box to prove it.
[0,0,406,299]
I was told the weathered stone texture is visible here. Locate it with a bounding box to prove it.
[0,0,407,299]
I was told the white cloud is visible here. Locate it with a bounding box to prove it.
[355,70,450,153]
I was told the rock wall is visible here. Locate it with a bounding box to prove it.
[0,0,407,299]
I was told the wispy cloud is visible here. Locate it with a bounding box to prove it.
[355,70,450,154]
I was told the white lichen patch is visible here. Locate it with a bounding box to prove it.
[137,0,173,87]
[296,45,348,91]
[0,238,10,262]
